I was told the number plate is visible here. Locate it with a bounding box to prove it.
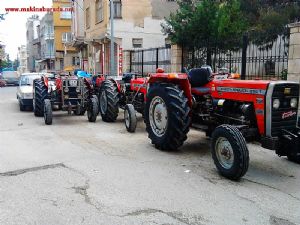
[69,80,78,87]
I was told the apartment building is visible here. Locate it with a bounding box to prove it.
[26,15,40,72]
[71,0,88,71]
[38,13,55,71]
[53,0,79,71]
[17,45,28,74]
[82,0,178,75]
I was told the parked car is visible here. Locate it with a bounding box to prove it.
[17,73,42,111]
[2,71,19,86]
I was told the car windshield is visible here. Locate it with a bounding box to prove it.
[20,75,41,86]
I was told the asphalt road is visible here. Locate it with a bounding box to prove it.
[0,86,299,225]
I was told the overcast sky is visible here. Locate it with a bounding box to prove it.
[0,0,52,60]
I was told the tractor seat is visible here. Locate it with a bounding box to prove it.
[191,87,211,95]
[188,68,212,87]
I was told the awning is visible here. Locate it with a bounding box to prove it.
[64,66,75,71]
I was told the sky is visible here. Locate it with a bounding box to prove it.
[0,0,52,60]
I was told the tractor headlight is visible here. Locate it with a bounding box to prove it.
[76,87,80,93]
[64,87,69,93]
[290,98,298,108]
[273,99,280,109]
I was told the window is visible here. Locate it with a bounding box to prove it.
[60,59,64,70]
[113,0,122,18]
[72,57,80,66]
[132,38,143,48]
[60,6,72,19]
[62,32,72,43]
[95,0,103,23]
[86,7,90,28]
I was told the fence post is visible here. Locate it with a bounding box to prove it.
[241,34,248,80]
[171,44,183,73]
[141,50,144,75]
[156,48,159,69]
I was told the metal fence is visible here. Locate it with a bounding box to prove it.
[183,35,289,80]
[126,47,171,75]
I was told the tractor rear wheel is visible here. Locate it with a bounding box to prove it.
[44,99,52,125]
[33,79,47,117]
[145,84,190,151]
[124,104,137,133]
[211,125,249,180]
[87,95,99,122]
[99,80,119,122]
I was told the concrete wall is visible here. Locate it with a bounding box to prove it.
[112,17,167,50]
[72,0,84,39]
[150,0,178,19]
[288,22,300,82]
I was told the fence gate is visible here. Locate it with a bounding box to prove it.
[126,47,171,75]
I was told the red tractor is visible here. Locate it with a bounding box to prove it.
[143,68,300,180]
[95,68,243,132]
[33,73,98,125]
[95,73,148,132]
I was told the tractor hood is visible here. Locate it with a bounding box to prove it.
[211,79,270,91]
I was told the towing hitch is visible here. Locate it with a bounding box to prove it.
[277,129,300,157]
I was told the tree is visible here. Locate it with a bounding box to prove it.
[163,0,300,62]
[240,0,300,48]
[163,0,247,65]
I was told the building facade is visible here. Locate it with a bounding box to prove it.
[17,45,28,74]
[53,0,79,71]
[82,0,178,75]
[26,15,40,72]
[71,0,88,71]
[38,12,55,71]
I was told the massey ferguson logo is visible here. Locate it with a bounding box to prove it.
[282,111,297,119]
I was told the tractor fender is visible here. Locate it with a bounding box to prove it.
[147,73,193,108]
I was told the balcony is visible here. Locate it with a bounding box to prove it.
[41,52,55,59]
[44,33,54,40]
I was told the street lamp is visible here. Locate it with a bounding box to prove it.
[110,0,115,76]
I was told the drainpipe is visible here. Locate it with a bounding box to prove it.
[110,0,115,76]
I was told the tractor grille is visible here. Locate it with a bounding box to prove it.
[271,83,299,136]
[62,79,83,105]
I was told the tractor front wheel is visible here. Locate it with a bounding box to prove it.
[44,99,53,125]
[145,84,190,151]
[124,104,137,133]
[99,80,119,122]
[211,125,249,180]
[287,153,300,164]
[33,79,47,117]
[87,95,99,122]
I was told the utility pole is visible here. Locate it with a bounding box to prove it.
[110,0,115,76]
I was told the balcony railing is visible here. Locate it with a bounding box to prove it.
[41,52,55,59]
[44,33,54,40]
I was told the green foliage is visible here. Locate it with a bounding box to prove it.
[240,0,300,47]
[163,0,247,51]
[163,0,300,51]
